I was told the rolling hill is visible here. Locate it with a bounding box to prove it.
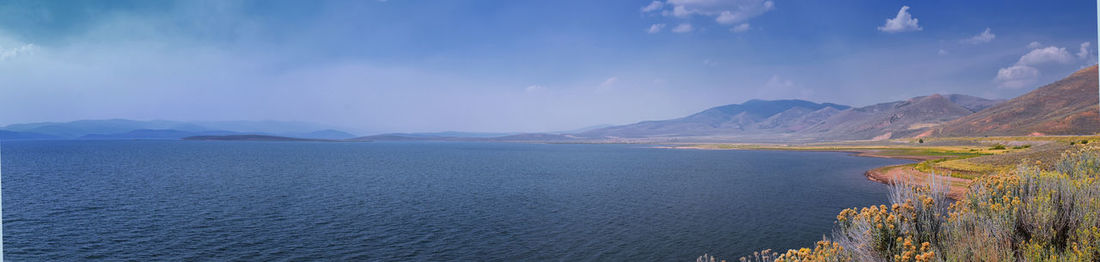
[0,119,359,140]
[182,135,335,142]
[577,94,1000,141]
[78,129,243,140]
[579,99,851,138]
[0,130,60,140]
[799,94,993,140]
[3,119,207,138]
[935,65,1100,137]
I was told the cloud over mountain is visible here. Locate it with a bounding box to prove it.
[996,45,1081,89]
[1018,46,1074,65]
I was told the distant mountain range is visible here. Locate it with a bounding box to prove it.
[569,94,1000,142]
[5,66,1097,143]
[0,120,358,140]
[579,100,852,138]
[182,135,336,142]
[0,130,61,140]
[348,66,1096,143]
[568,66,1097,142]
[79,129,242,140]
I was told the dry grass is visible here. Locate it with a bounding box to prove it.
[680,136,1100,181]
[933,159,998,174]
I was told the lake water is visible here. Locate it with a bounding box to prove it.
[2,141,910,261]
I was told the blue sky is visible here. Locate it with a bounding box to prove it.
[0,0,1096,133]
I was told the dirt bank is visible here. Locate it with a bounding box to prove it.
[865,164,969,200]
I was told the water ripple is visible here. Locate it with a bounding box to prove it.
[3,141,909,261]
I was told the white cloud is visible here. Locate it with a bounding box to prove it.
[1080,42,1098,65]
[1017,46,1073,66]
[666,0,774,17]
[641,1,664,12]
[715,11,738,24]
[1078,42,1091,59]
[1027,41,1043,49]
[703,59,719,66]
[645,0,774,30]
[525,85,543,93]
[667,5,688,17]
[937,49,948,55]
[877,6,922,33]
[600,77,618,87]
[647,24,666,34]
[731,23,751,33]
[595,77,622,93]
[671,23,694,33]
[994,44,1079,88]
[995,65,1040,89]
[961,28,995,44]
[0,44,36,61]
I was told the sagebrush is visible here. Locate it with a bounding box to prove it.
[703,148,1100,262]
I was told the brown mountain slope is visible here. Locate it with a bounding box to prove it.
[935,65,1100,137]
[800,94,980,140]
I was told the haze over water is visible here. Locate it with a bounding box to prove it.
[2,141,909,261]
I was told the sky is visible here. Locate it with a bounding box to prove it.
[0,0,1096,134]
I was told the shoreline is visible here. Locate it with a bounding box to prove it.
[659,145,970,199]
[863,164,968,200]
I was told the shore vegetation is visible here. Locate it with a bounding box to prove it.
[701,147,1100,261]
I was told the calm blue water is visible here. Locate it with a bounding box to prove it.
[2,141,910,261]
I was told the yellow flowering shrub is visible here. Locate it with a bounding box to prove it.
[701,148,1100,262]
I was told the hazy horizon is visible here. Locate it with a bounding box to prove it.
[1,0,1097,133]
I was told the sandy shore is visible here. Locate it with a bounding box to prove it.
[864,164,969,200]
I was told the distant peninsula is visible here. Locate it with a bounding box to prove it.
[182,135,341,142]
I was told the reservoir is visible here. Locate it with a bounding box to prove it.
[2,141,910,261]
